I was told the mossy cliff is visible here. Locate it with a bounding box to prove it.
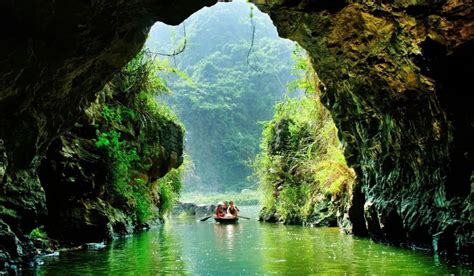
[0,0,472,270]
[1,51,185,273]
[257,0,473,258]
[0,1,211,271]
[256,57,356,228]
[38,52,184,244]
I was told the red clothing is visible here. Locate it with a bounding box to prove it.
[215,205,225,217]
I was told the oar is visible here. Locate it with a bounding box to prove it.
[238,215,250,220]
[199,215,213,222]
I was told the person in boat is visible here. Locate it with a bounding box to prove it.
[222,201,228,211]
[227,201,239,217]
[215,203,226,218]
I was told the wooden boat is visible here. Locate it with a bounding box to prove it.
[214,215,239,224]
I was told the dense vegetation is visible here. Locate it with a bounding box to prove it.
[255,53,355,224]
[93,51,184,222]
[146,0,299,192]
[180,190,260,206]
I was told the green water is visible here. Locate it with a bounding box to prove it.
[34,206,471,275]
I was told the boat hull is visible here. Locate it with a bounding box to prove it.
[214,216,239,224]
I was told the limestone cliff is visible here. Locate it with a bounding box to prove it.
[257,0,473,258]
[0,0,211,271]
[38,87,183,244]
[0,0,472,271]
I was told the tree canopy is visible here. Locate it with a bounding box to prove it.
[146,0,299,192]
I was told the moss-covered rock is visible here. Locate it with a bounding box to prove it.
[258,0,473,258]
[0,1,210,269]
[38,54,184,244]
[256,62,355,228]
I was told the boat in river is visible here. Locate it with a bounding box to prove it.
[214,215,239,224]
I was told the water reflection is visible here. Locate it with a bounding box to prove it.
[258,224,465,275]
[212,223,242,252]
[36,222,188,275]
[34,206,472,275]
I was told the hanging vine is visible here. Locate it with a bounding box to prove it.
[246,5,259,71]
[150,22,187,67]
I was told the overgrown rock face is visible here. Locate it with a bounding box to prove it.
[0,0,212,171]
[38,119,183,244]
[0,0,214,269]
[38,130,123,244]
[37,81,184,244]
[258,0,473,257]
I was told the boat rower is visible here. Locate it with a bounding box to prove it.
[227,201,239,217]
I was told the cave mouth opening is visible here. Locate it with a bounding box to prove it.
[144,0,355,219]
[2,1,474,271]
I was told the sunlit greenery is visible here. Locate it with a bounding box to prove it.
[180,190,260,206]
[157,164,186,216]
[147,1,299,192]
[94,51,184,222]
[254,50,355,223]
[30,227,47,239]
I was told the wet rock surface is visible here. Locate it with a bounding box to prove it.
[0,0,472,270]
[0,0,210,269]
[258,0,473,258]
[172,202,216,218]
[38,86,184,244]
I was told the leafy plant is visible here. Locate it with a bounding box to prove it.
[30,227,47,239]
[147,2,300,192]
[254,48,355,223]
[94,50,185,223]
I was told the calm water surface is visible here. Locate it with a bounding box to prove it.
[34,206,472,275]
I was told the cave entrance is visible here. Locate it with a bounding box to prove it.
[145,0,354,215]
[146,0,301,195]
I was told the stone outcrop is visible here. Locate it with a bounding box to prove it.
[172,202,216,217]
[37,81,184,244]
[0,0,472,270]
[0,0,214,173]
[0,0,212,270]
[258,0,473,258]
[257,114,352,228]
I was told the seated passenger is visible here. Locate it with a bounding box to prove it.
[227,201,239,217]
[215,204,225,218]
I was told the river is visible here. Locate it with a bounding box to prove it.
[33,206,471,275]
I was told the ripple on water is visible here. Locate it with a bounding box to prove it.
[32,206,472,274]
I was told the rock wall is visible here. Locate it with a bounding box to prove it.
[0,0,215,271]
[0,0,472,270]
[38,104,183,244]
[258,0,473,258]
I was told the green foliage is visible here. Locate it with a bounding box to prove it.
[157,166,184,216]
[96,129,139,196]
[30,227,47,239]
[113,50,171,98]
[94,50,184,223]
[254,50,355,223]
[180,189,260,206]
[146,1,299,192]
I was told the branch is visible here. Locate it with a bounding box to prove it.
[150,23,187,58]
[246,6,259,72]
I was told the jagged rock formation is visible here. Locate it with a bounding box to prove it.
[0,0,215,172]
[172,202,216,217]
[257,0,473,258]
[38,90,184,244]
[0,0,472,271]
[0,0,214,271]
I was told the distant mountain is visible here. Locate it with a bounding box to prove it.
[146,0,299,192]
